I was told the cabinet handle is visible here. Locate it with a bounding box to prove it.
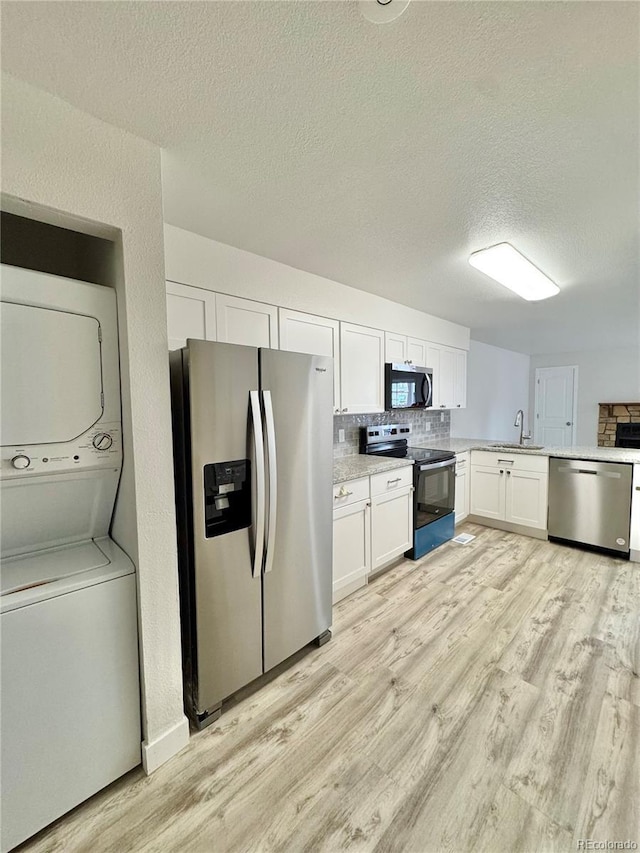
[387,477,402,485]
[334,488,353,499]
[440,404,446,408]
[506,470,511,476]
[497,459,514,465]
[500,469,504,474]
[457,404,461,407]
[342,407,348,412]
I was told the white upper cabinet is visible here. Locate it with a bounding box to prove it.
[166,281,216,350]
[385,332,406,364]
[439,347,456,409]
[453,349,467,409]
[424,342,466,409]
[340,323,385,414]
[215,294,278,349]
[279,308,340,412]
[407,337,428,367]
[385,334,428,368]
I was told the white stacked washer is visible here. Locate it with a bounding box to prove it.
[0,264,141,852]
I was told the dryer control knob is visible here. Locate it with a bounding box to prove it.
[93,433,113,451]
[11,454,31,469]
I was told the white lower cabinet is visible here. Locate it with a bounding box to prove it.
[631,464,640,562]
[370,488,413,572]
[470,451,549,532]
[332,468,413,603]
[454,451,470,524]
[333,498,371,604]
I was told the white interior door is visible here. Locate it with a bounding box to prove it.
[534,366,577,446]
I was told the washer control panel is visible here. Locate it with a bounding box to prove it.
[1,422,122,477]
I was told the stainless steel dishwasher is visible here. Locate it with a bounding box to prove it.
[548,457,632,554]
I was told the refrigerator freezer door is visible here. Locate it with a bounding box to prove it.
[186,340,263,715]
[260,349,333,671]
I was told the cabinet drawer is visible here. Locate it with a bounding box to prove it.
[471,450,548,474]
[455,451,469,468]
[333,477,370,508]
[370,466,413,497]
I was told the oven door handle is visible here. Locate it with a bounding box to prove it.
[419,458,456,472]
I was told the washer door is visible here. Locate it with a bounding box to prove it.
[1,302,103,446]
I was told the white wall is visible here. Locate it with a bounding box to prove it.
[164,224,470,350]
[450,340,530,441]
[1,73,188,771]
[529,347,640,446]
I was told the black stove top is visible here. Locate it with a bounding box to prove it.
[359,424,455,465]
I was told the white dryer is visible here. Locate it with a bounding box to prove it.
[0,264,141,852]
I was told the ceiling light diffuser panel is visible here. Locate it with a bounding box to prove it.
[469,243,560,301]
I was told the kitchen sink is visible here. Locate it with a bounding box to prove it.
[489,443,545,450]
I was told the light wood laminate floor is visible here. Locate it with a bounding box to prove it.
[21,524,640,853]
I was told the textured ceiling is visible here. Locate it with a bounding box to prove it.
[2,1,638,355]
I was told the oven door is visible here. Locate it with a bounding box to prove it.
[385,364,433,410]
[414,458,455,530]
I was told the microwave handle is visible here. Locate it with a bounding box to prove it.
[422,372,432,407]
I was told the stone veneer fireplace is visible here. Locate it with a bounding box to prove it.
[598,402,640,447]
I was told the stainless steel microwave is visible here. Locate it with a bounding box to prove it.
[385,363,433,410]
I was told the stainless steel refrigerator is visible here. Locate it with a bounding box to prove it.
[170,340,333,728]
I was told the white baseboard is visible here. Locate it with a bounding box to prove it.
[141,715,190,775]
[631,548,640,564]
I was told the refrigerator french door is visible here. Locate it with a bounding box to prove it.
[170,340,333,728]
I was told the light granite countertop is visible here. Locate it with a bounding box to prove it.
[333,456,413,485]
[410,437,640,464]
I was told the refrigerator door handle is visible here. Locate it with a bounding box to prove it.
[250,390,266,579]
[263,389,277,574]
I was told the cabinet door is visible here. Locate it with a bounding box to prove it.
[631,465,640,557]
[370,487,413,571]
[439,347,456,409]
[505,470,548,530]
[425,343,441,407]
[453,349,467,409]
[166,281,216,350]
[215,294,278,349]
[385,333,406,364]
[279,309,340,412]
[333,499,371,604]
[339,323,385,414]
[470,465,505,520]
[454,456,470,523]
[407,337,427,367]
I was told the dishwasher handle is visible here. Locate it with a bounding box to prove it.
[557,465,621,479]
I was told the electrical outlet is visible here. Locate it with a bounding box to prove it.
[440,412,445,422]
[338,428,345,443]
[425,422,431,431]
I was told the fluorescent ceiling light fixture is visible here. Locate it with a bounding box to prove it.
[468,243,560,301]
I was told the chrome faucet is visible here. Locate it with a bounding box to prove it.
[514,409,532,445]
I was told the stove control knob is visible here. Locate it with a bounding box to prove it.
[93,433,113,451]
[11,454,31,470]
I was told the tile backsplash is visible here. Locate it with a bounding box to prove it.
[333,410,451,457]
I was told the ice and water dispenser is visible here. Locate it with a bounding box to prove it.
[203,459,251,538]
